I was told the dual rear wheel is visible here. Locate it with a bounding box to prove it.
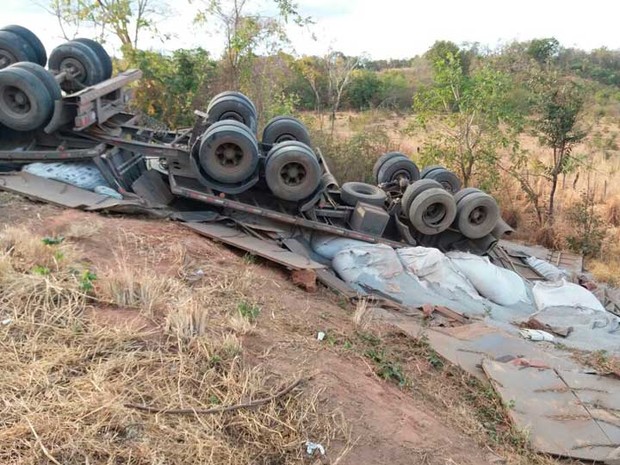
[0,26,112,131]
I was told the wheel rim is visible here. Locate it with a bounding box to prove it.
[468,206,488,225]
[215,142,244,168]
[2,85,32,117]
[391,169,411,182]
[220,111,244,123]
[440,181,452,191]
[280,161,306,186]
[275,133,296,143]
[424,202,447,225]
[0,49,16,69]
[60,57,86,81]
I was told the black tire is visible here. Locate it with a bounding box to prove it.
[0,31,38,69]
[454,192,500,239]
[73,38,112,80]
[208,91,257,114]
[49,41,106,92]
[491,217,514,239]
[423,167,462,193]
[372,151,407,182]
[265,141,321,201]
[207,91,257,131]
[420,164,444,178]
[1,25,46,66]
[12,63,61,102]
[340,182,387,207]
[0,66,53,131]
[401,179,443,214]
[199,120,259,184]
[262,116,311,146]
[377,156,420,184]
[408,188,457,235]
[453,187,480,204]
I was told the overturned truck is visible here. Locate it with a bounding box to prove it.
[0,25,513,256]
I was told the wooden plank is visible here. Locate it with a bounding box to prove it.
[184,222,326,270]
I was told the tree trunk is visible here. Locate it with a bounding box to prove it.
[547,174,559,225]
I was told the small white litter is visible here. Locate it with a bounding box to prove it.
[305,441,325,456]
[317,331,326,341]
[519,329,555,342]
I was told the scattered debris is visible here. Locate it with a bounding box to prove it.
[317,331,326,341]
[519,317,573,338]
[305,441,326,457]
[518,329,556,342]
[291,269,318,292]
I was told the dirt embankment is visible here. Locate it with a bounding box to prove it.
[0,193,562,464]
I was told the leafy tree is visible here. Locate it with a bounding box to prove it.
[48,0,166,54]
[192,0,310,90]
[425,40,473,76]
[345,69,382,110]
[566,190,605,256]
[378,70,413,109]
[527,38,560,66]
[130,48,216,127]
[325,51,360,133]
[531,75,587,223]
[293,56,328,114]
[413,51,522,188]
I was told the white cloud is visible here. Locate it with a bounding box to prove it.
[3,0,620,59]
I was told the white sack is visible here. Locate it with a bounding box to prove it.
[397,247,481,300]
[525,256,568,282]
[332,244,404,284]
[532,279,605,312]
[310,234,369,260]
[447,251,530,306]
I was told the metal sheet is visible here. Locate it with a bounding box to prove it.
[375,310,580,381]
[483,360,620,462]
[0,172,137,210]
[184,222,326,270]
[131,169,174,206]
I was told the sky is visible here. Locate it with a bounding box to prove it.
[4,0,620,60]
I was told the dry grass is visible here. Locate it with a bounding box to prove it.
[227,313,256,335]
[0,229,348,464]
[575,349,620,377]
[589,259,620,287]
[587,227,620,285]
[0,226,78,273]
[352,298,374,331]
[165,298,210,337]
[64,219,104,240]
[97,259,185,316]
